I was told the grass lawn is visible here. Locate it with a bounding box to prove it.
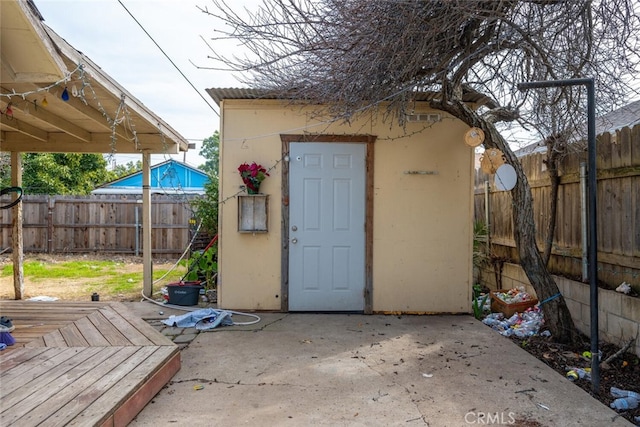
[0,254,186,301]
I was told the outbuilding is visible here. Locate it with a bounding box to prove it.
[207,88,476,314]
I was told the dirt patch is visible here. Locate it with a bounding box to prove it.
[0,253,182,302]
[508,333,640,425]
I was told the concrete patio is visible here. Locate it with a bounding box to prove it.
[126,302,633,426]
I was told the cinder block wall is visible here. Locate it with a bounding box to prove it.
[480,262,640,357]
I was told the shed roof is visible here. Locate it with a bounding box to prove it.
[205,87,492,107]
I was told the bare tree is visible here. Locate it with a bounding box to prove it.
[200,0,640,343]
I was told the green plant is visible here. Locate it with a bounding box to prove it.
[472,283,482,299]
[184,246,217,289]
[192,132,220,236]
[472,292,489,320]
[192,174,219,236]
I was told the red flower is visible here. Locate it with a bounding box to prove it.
[238,162,269,193]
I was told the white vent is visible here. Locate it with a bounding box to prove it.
[406,113,441,122]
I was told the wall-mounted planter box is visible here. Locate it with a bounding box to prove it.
[238,195,268,233]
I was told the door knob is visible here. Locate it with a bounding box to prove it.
[291,238,298,244]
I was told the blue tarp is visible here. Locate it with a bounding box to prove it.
[162,308,234,331]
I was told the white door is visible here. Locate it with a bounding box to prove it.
[288,142,366,311]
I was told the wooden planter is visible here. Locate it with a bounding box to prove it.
[490,290,538,317]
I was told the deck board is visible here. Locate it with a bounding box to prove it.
[41,329,67,347]
[0,301,180,426]
[86,310,131,345]
[74,316,112,346]
[0,346,49,373]
[16,347,141,427]
[1,347,112,425]
[59,323,91,346]
[45,347,158,427]
[113,350,181,427]
[1,347,87,391]
[108,302,171,346]
[98,306,154,346]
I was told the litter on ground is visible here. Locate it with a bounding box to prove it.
[26,296,59,301]
[493,287,535,303]
[482,306,544,338]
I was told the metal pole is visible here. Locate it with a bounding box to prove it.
[517,78,599,392]
[579,163,588,282]
[585,80,600,393]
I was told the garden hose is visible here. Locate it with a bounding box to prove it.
[140,290,261,326]
[142,230,260,326]
[0,187,23,209]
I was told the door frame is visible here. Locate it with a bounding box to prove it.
[280,134,376,313]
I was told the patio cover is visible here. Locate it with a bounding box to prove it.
[1,0,190,298]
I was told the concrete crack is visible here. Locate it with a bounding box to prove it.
[169,376,312,389]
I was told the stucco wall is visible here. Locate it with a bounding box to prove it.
[217,99,474,313]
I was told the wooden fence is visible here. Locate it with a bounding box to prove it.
[0,194,202,256]
[474,123,640,289]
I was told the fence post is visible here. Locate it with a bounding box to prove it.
[47,196,55,254]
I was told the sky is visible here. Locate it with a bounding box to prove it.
[29,0,552,167]
[32,0,639,169]
[33,0,256,168]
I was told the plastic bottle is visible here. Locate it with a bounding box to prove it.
[566,368,591,381]
[610,397,639,410]
[482,317,499,327]
[610,387,640,400]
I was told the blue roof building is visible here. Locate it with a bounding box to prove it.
[93,159,209,195]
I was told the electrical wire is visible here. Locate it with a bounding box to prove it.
[116,0,219,116]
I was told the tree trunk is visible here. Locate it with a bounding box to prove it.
[543,154,560,267]
[436,99,577,343]
[541,134,565,268]
[510,170,576,344]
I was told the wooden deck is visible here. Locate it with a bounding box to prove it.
[0,301,181,426]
